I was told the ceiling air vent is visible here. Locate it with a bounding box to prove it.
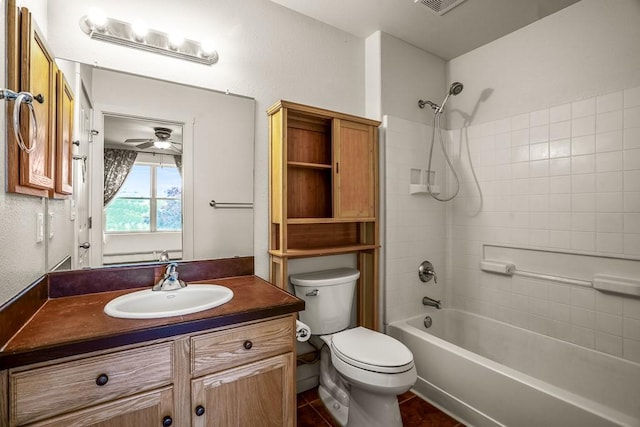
[414,0,467,16]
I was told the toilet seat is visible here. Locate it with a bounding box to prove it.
[331,327,414,374]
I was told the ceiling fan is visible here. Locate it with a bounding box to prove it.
[124,127,181,152]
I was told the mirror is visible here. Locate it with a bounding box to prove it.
[50,62,255,271]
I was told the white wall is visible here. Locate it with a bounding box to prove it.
[0,0,50,304]
[439,0,640,363]
[446,0,640,129]
[47,0,366,281]
[381,33,446,124]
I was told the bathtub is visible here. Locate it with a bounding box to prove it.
[388,309,640,427]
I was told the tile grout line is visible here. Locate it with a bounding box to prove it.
[309,403,333,427]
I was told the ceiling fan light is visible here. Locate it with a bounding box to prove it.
[154,140,172,149]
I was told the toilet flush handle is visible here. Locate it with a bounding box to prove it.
[305,289,319,297]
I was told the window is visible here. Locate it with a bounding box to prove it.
[105,163,182,233]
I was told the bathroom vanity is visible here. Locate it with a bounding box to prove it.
[0,258,304,427]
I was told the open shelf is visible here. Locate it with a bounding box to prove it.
[287,167,332,218]
[287,115,331,165]
[287,161,331,169]
[287,217,375,224]
[269,244,379,259]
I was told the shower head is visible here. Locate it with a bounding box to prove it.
[438,81,464,113]
[449,82,463,96]
[418,81,465,114]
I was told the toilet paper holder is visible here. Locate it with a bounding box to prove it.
[296,320,311,342]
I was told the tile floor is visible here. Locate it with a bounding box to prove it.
[296,387,465,427]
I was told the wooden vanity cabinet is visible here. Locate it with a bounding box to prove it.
[190,315,295,426]
[8,342,175,427]
[3,315,296,427]
[22,387,175,427]
[192,353,294,427]
[268,100,380,329]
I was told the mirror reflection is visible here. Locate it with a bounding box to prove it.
[102,116,183,265]
[52,62,255,271]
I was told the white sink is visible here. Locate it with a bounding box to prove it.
[104,284,234,319]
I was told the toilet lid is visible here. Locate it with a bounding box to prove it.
[331,327,414,374]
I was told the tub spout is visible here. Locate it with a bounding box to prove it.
[423,296,441,309]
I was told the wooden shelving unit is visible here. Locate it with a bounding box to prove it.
[268,100,381,329]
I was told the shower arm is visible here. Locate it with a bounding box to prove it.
[418,99,440,112]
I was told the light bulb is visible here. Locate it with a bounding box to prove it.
[88,9,107,31]
[168,31,184,49]
[200,40,216,57]
[131,20,148,40]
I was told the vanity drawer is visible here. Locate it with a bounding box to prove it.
[191,315,294,376]
[10,342,173,426]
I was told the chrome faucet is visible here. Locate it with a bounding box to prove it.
[153,262,187,291]
[158,250,170,262]
[422,296,442,309]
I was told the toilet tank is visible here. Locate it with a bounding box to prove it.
[290,268,360,335]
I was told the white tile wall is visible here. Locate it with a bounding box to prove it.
[383,116,447,324]
[382,86,640,364]
[443,85,640,363]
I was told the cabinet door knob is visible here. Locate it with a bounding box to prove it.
[195,405,206,416]
[162,415,173,426]
[243,340,253,350]
[95,374,109,386]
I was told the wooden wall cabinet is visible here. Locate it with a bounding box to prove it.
[53,71,75,197]
[3,315,296,427]
[268,101,380,329]
[6,3,73,198]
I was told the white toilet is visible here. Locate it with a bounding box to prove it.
[291,268,417,427]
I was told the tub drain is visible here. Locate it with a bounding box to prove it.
[424,316,433,328]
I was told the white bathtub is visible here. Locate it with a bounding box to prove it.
[388,309,640,427]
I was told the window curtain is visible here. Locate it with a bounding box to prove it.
[173,154,182,176]
[103,148,138,206]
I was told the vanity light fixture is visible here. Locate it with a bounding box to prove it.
[79,14,218,65]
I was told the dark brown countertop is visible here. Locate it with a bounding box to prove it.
[0,275,304,369]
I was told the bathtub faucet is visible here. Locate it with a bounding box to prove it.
[422,296,441,309]
[418,261,437,283]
